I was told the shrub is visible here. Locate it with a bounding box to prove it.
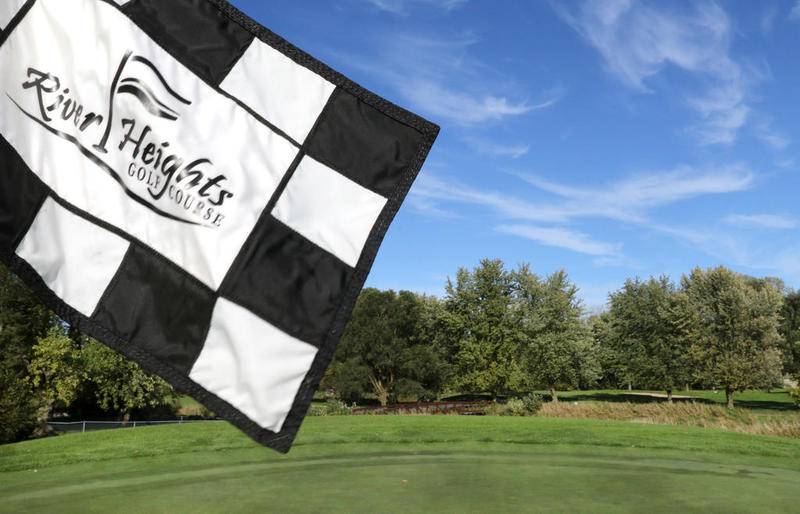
[483,395,542,416]
[504,398,528,416]
[790,388,800,406]
[309,399,355,416]
[522,393,544,414]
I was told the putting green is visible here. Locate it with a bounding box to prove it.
[1,417,799,513]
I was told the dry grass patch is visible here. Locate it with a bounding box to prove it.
[539,401,800,438]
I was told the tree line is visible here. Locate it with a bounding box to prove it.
[324,259,800,409]
[2,259,800,444]
[0,265,174,444]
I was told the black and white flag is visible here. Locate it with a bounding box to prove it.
[0,0,438,452]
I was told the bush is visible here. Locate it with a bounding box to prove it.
[504,398,528,416]
[790,388,800,406]
[483,395,543,417]
[522,393,544,414]
[309,399,354,416]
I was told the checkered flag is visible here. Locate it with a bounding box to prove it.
[0,0,438,452]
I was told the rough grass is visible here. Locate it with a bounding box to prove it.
[539,401,800,437]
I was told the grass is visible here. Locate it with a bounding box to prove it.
[2,417,800,513]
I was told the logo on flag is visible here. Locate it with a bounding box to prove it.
[9,51,234,228]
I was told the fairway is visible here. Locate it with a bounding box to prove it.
[1,417,799,513]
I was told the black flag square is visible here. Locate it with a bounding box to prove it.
[0,0,438,452]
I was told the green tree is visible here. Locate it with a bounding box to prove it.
[589,312,634,390]
[81,340,175,421]
[606,277,693,402]
[0,264,54,442]
[778,290,800,380]
[683,267,784,408]
[444,259,525,397]
[326,289,447,405]
[28,325,85,421]
[516,268,595,402]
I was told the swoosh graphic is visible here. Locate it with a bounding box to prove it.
[7,94,211,228]
[117,81,179,121]
[130,55,192,106]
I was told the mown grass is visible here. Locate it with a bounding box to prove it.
[2,417,800,513]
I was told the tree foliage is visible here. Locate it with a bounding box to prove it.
[0,265,54,442]
[683,267,784,408]
[515,267,596,401]
[606,277,693,401]
[325,288,448,405]
[779,291,800,381]
[443,259,526,396]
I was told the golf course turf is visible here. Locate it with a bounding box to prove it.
[1,416,799,513]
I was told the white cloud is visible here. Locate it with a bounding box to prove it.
[332,32,550,126]
[754,118,791,150]
[724,214,798,229]
[413,165,754,225]
[411,164,754,260]
[405,79,537,125]
[791,1,800,21]
[761,5,778,33]
[498,224,621,256]
[365,0,467,15]
[514,164,754,222]
[554,0,753,146]
[463,137,530,159]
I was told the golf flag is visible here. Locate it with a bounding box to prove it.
[0,0,438,452]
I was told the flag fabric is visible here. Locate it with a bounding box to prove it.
[0,0,438,452]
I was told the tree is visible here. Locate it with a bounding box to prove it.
[779,291,800,380]
[27,325,85,421]
[683,267,784,408]
[606,277,693,402]
[589,312,634,390]
[0,264,54,442]
[81,340,175,421]
[444,259,525,397]
[326,289,447,405]
[516,267,595,402]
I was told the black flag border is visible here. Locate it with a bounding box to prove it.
[0,0,439,453]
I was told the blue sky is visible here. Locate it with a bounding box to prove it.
[232,0,800,310]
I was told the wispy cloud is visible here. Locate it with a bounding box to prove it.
[410,164,754,259]
[365,0,467,15]
[790,1,800,21]
[497,224,621,256]
[405,79,537,125]
[413,165,754,224]
[332,32,553,126]
[754,118,791,150]
[724,213,798,229]
[463,137,530,159]
[761,4,778,34]
[514,164,754,222]
[554,0,754,146]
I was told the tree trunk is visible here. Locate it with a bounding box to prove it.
[666,389,673,403]
[549,386,558,403]
[370,376,389,407]
[627,381,632,391]
[122,411,131,423]
[725,387,734,409]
